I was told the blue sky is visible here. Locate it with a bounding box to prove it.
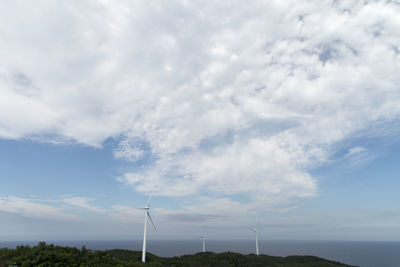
[1,0,400,241]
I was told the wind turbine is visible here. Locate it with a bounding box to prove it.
[200,235,206,252]
[140,191,157,263]
[248,227,259,255]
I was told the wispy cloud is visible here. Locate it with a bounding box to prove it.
[0,196,78,220]
[110,205,145,224]
[0,195,112,221]
[61,196,108,214]
[343,146,372,166]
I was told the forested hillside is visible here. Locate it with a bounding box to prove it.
[0,242,356,267]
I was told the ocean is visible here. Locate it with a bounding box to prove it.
[1,240,399,267]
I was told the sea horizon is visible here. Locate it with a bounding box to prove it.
[2,239,400,267]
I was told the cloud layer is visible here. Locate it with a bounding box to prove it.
[1,0,400,208]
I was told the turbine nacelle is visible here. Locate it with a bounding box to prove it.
[248,227,257,233]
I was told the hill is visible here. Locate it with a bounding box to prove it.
[0,242,357,266]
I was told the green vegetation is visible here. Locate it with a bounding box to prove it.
[0,242,356,267]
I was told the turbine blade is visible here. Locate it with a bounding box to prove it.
[147,212,157,231]
[146,194,153,206]
[146,185,158,206]
[248,227,256,232]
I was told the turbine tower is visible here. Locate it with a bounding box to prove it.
[140,191,157,263]
[200,235,206,252]
[248,227,259,255]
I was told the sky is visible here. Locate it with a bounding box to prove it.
[0,0,400,241]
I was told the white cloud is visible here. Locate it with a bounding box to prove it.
[1,0,400,210]
[113,138,145,162]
